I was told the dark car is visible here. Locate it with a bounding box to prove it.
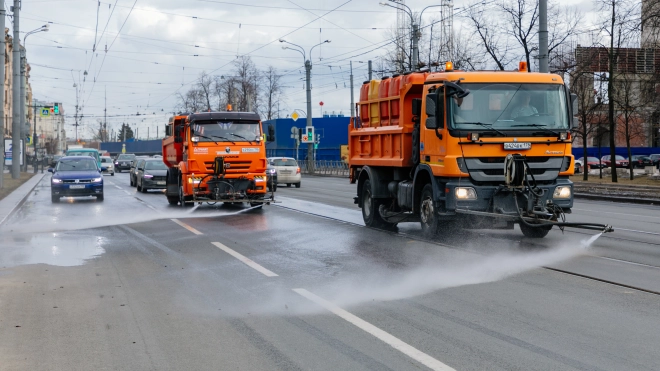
[115,154,136,172]
[136,159,168,192]
[630,155,653,168]
[49,156,105,203]
[266,165,277,192]
[129,157,148,186]
[601,155,629,168]
[49,154,63,168]
[649,154,660,167]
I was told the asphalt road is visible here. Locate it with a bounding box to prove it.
[1,172,659,370]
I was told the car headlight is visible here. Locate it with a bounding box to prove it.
[92,177,103,183]
[553,186,571,199]
[51,178,62,184]
[455,187,477,200]
[144,174,153,179]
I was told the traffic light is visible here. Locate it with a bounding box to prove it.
[50,107,54,115]
[306,126,314,143]
[54,103,59,115]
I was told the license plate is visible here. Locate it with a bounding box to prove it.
[156,181,166,185]
[503,142,532,150]
[121,162,127,166]
[69,185,85,189]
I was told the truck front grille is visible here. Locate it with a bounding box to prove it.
[465,157,565,183]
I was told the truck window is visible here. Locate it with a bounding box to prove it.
[450,83,568,130]
[191,120,261,142]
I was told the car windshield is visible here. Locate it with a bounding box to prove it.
[272,159,298,166]
[57,158,98,171]
[587,157,600,162]
[118,154,135,160]
[144,161,167,170]
[615,155,626,160]
[450,83,569,131]
[191,120,261,142]
[101,157,112,163]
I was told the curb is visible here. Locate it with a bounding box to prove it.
[574,192,659,206]
[0,173,47,226]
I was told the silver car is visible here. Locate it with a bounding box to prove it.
[268,157,301,188]
[100,156,115,176]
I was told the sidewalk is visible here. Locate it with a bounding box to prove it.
[0,171,47,225]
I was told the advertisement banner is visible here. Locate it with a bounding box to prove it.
[4,139,23,166]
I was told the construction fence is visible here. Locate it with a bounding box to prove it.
[298,160,349,177]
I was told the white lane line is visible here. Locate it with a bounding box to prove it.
[293,288,456,371]
[572,208,660,220]
[124,190,132,195]
[171,219,204,235]
[598,256,660,270]
[114,185,122,189]
[212,242,278,277]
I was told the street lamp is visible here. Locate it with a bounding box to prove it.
[280,39,330,172]
[22,24,49,165]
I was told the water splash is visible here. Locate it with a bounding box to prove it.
[581,232,603,250]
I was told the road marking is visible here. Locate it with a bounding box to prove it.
[572,208,660,220]
[598,256,660,270]
[212,242,278,277]
[292,288,456,371]
[171,219,204,235]
[124,190,132,195]
[114,185,122,190]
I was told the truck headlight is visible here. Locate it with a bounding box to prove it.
[553,186,571,199]
[455,187,477,200]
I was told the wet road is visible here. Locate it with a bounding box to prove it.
[1,173,659,370]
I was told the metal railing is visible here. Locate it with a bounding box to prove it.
[299,160,349,177]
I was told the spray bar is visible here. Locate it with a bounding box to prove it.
[455,209,614,233]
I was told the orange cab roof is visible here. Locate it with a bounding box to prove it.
[426,71,565,84]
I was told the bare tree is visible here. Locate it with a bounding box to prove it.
[232,56,260,114]
[570,64,603,180]
[261,66,282,120]
[464,4,514,70]
[498,0,538,71]
[197,71,214,112]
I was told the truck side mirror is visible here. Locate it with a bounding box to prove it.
[425,93,444,129]
[166,125,172,136]
[412,98,422,116]
[267,124,275,142]
[571,93,578,115]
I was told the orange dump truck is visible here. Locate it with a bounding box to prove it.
[162,111,274,207]
[349,63,612,238]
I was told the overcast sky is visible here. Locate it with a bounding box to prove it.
[15,0,593,140]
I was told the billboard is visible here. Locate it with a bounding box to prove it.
[4,139,23,166]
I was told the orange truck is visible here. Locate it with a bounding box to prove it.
[162,110,274,207]
[349,62,612,238]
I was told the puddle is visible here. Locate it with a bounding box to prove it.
[0,233,105,268]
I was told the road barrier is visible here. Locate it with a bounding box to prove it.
[299,160,349,177]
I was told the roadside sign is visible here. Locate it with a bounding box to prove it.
[4,139,23,166]
[291,111,299,121]
[40,108,50,117]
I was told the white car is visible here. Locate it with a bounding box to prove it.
[268,157,301,188]
[100,156,115,176]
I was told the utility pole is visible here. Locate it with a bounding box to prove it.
[33,102,37,173]
[368,60,372,80]
[20,41,25,171]
[0,0,6,188]
[539,0,548,72]
[11,0,21,178]
[104,86,107,142]
[74,83,79,141]
[305,59,313,169]
[411,23,419,70]
[350,61,355,119]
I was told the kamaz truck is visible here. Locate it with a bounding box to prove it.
[162,110,274,207]
[349,62,612,238]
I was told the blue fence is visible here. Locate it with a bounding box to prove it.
[100,140,162,155]
[572,147,660,158]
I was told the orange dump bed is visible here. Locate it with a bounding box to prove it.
[349,72,427,168]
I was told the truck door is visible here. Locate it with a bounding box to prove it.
[420,85,447,170]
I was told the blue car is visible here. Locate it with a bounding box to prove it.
[49,156,105,203]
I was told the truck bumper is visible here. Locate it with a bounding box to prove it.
[440,177,574,215]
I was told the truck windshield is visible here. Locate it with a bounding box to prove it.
[449,83,568,131]
[191,120,261,142]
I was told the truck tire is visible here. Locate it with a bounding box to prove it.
[361,179,389,229]
[167,196,179,205]
[519,223,552,238]
[420,184,440,237]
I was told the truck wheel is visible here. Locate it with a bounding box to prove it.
[361,179,388,229]
[519,223,552,238]
[179,185,187,207]
[420,184,440,237]
[167,196,179,205]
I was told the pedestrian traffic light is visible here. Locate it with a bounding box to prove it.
[50,107,54,115]
[54,103,59,115]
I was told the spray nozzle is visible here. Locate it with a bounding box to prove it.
[603,225,614,233]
